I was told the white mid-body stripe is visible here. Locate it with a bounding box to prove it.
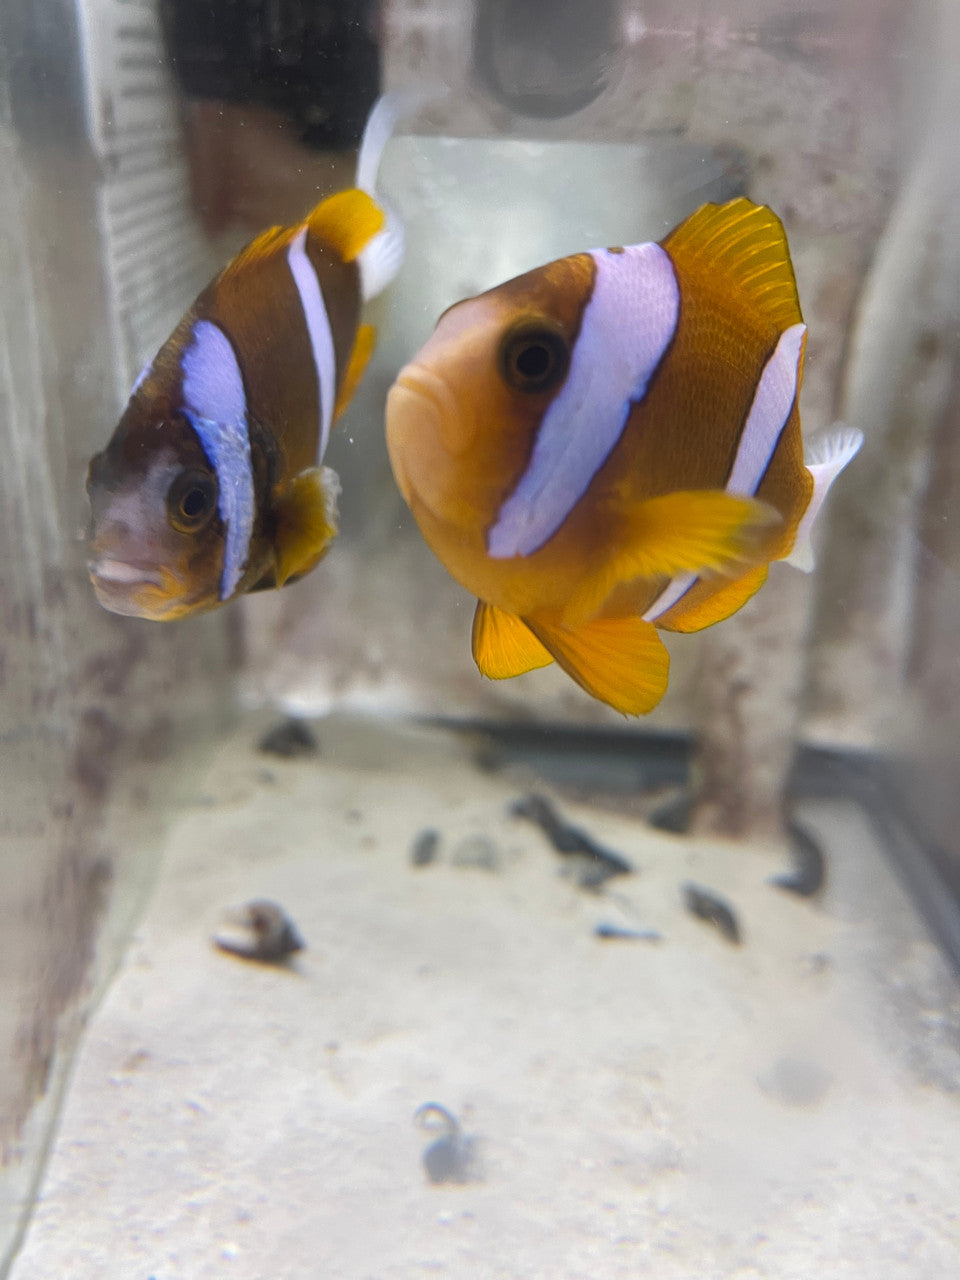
[181,320,255,600]
[643,321,806,623]
[287,227,336,461]
[487,242,680,559]
[725,323,806,496]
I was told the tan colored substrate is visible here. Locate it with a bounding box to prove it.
[12,718,960,1280]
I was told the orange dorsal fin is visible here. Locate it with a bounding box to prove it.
[334,324,377,420]
[472,602,554,678]
[662,198,803,331]
[656,564,770,634]
[306,189,385,263]
[565,490,780,626]
[526,616,670,716]
[217,224,290,283]
[273,466,341,587]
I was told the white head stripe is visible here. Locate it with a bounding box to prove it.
[487,242,679,559]
[726,323,806,496]
[287,227,336,461]
[643,321,807,623]
[181,320,254,600]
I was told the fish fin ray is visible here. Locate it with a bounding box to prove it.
[273,466,341,587]
[567,490,780,624]
[663,198,802,331]
[657,564,770,633]
[358,208,405,300]
[334,324,377,420]
[527,616,670,716]
[784,425,863,571]
[472,602,554,678]
[305,189,386,264]
[217,225,290,282]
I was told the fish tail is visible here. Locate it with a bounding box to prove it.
[355,91,426,198]
[355,90,432,301]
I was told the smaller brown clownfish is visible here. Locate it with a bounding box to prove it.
[87,96,410,621]
[386,199,863,715]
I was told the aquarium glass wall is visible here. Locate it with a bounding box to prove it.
[2,1,959,1277]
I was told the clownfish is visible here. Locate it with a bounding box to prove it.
[386,199,863,715]
[87,95,408,620]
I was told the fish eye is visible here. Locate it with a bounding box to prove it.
[166,469,218,533]
[498,321,570,394]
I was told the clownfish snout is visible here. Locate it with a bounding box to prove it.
[87,552,186,619]
[387,361,479,522]
[390,365,473,455]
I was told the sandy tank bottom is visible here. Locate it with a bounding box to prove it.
[11,715,960,1280]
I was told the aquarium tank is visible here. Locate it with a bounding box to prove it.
[1,0,959,1276]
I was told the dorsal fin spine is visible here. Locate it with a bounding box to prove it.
[662,198,803,331]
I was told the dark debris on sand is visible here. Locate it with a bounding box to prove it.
[511,793,633,889]
[257,718,319,759]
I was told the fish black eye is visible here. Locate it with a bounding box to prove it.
[498,320,570,394]
[166,469,218,533]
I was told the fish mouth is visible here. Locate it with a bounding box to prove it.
[87,558,187,620]
[390,366,470,455]
[88,557,164,587]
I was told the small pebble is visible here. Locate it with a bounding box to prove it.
[683,883,741,945]
[213,900,305,962]
[647,792,694,835]
[257,718,319,758]
[770,820,826,896]
[450,834,500,872]
[410,828,440,867]
[594,923,662,942]
[414,1102,480,1185]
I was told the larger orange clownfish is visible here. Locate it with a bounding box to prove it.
[87,96,409,621]
[386,199,863,715]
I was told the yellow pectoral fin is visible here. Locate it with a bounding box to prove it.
[306,189,385,262]
[273,466,341,587]
[472,602,554,679]
[527,616,670,716]
[566,490,780,625]
[334,324,377,421]
[657,564,770,634]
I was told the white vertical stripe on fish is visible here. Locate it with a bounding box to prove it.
[487,242,680,559]
[726,323,806,496]
[643,321,806,623]
[642,571,698,622]
[287,226,337,461]
[181,320,254,600]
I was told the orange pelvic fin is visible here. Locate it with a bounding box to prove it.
[306,189,385,263]
[656,564,770,634]
[472,602,554,679]
[663,198,803,330]
[334,324,377,421]
[527,615,670,716]
[568,490,780,625]
[273,466,341,587]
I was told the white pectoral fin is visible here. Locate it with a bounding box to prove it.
[785,425,864,572]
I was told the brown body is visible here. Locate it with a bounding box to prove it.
[87,189,383,619]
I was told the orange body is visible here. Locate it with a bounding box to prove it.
[387,200,853,715]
